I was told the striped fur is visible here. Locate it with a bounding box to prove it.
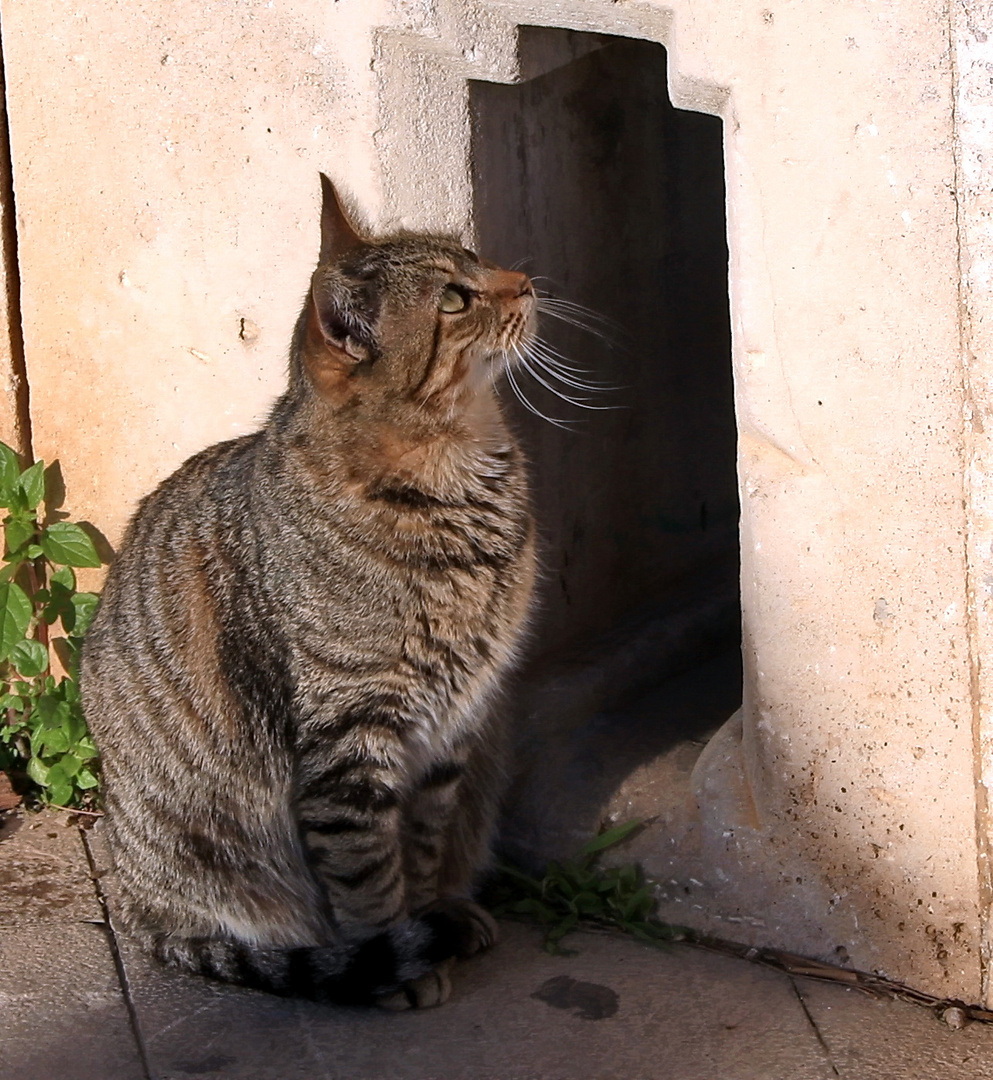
[80,177,536,1006]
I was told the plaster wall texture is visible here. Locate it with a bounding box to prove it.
[0,0,389,553]
[0,0,989,1001]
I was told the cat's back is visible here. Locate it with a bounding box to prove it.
[80,430,282,740]
[91,431,264,614]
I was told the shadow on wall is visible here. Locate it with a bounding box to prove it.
[469,29,741,865]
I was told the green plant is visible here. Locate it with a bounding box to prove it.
[0,441,102,807]
[486,820,690,954]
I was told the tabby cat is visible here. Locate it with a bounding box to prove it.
[80,175,537,1008]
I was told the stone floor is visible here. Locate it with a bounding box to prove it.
[3,810,993,1080]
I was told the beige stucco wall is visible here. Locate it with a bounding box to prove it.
[0,0,390,552]
[2,0,991,1002]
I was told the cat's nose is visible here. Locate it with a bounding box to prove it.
[491,270,534,301]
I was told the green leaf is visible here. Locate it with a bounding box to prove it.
[17,460,45,510]
[577,820,643,858]
[0,442,20,505]
[47,781,73,807]
[42,580,74,628]
[510,897,553,919]
[0,582,31,659]
[70,592,100,636]
[37,727,69,754]
[76,767,99,789]
[44,760,66,783]
[574,891,605,916]
[9,638,48,678]
[622,887,653,922]
[618,864,638,891]
[75,737,97,761]
[40,522,100,568]
[26,755,49,786]
[35,694,70,728]
[59,752,82,778]
[63,710,85,745]
[50,566,75,591]
[545,913,579,946]
[7,485,27,514]
[5,514,36,555]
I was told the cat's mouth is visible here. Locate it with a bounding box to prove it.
[500,306,535,353]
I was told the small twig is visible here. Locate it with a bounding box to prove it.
[47,802,103,817]
[684,933,993,1023]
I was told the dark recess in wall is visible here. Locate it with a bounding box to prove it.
[470,29,742,862]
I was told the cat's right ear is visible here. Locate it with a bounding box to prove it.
[319,173,363,264]
[303,276,370,404]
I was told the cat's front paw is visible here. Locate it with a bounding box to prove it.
[419,897,499,959]
[376,958,453,1011]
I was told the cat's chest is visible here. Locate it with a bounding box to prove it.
[384,501,534,714]
[279,468,533,719]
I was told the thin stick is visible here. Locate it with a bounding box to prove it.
[47,803,103,817]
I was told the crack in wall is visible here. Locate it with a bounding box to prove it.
[946,0,993,1008]
[0,4,31,461]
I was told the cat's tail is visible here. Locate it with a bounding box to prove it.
[149,900,495,1005]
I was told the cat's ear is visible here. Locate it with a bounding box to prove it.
[319,173,363,264]
[303,275,371,403]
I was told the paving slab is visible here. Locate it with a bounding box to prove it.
[85,815,833,1080]
[113,919,834,1080]
[796,976,993,1080]
[0,811,145,1080]
[0,920,145,1080]
[0,811,102,925]
[9,813,993,1080]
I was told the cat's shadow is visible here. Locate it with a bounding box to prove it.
[499,584,741,870]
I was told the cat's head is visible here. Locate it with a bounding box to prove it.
[295,174,534,423]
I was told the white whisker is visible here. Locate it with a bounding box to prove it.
[526,338,617,387]
[536,296,620,324]
[536,305,618,343]
[491,286,629,426]
[516,351,616,411]
[524,351,618,396]
[504,351,575,429]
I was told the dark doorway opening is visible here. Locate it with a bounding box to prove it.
[470,29,742,863]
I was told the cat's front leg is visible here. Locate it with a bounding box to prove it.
[401,751,499,960]
[294,731,408,929]
[402,755,469,913]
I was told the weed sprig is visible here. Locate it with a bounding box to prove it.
[0,441,102,807]
[487,820,689,954]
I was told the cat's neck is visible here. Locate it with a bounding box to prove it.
[276,389,516,502]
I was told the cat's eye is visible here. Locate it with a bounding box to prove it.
[439,285,469,313]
